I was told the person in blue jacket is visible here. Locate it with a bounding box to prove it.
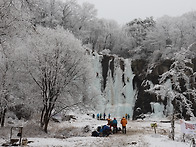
[108,113,111,119]
[112,118,118,133]
[99,125,111,137]
[97,113,99,120]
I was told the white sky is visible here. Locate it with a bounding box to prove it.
[76,0,196,24]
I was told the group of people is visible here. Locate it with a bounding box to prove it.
[94,113,130,121]
[95,113,111,120]
[91,112,129,137]
[107,116,128,134]
[125,113,130,120]
[92,116,128,137]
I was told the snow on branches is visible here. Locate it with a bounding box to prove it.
[145,47,196,118]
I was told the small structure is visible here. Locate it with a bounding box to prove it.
[151,123,157,134]
[10,126,23,146]
[2,126,33,146]
[2,126,23,146]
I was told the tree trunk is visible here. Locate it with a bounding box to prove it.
[171,99,176,140]
[42,106,54,133]
[1,108,6,127]
[43,116,49,133]
[171,112,175,140]
[40,106,46,128]
[41,110,50,133]
[0,111,2,126]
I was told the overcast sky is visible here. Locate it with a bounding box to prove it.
[76,0,196,24]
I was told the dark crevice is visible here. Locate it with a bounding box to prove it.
[101,55,110,91]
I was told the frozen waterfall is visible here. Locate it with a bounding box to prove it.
[88,50,136,119]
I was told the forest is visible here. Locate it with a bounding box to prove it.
[1,0,196,134]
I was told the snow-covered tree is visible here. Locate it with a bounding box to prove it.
[126,17,156,48]
[147,48,195,117]
[0,0,29,127]
[23,26,90,133]
[145,47,196,139]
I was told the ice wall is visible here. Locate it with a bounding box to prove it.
[147,79,174,118]
[88,50,136,118]
[150,102,164,118]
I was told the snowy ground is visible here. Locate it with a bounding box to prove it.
[0,114,194,147]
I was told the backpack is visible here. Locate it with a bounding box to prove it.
[92,131,99,137]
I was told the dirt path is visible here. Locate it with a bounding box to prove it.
[96,120,170,147]
[80,121,156,147]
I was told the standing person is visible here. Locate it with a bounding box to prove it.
[107,118,112,128]
[121,116,127,134]
[97,113,99,120]
[104,113,106,120]
[112,118,118,133]
[108,113,111,119]
[127,114,130,120]
[125,113,128,119]
[100,113,102,120]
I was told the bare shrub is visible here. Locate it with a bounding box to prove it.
[22,121,49,138]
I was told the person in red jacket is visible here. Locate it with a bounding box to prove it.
[121,116,127,134]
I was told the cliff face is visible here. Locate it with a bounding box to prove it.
[131,58,196,120]
[131,59,173,119]
[88,49,196,120]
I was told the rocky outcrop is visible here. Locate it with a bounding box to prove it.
[131,58,196,120]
